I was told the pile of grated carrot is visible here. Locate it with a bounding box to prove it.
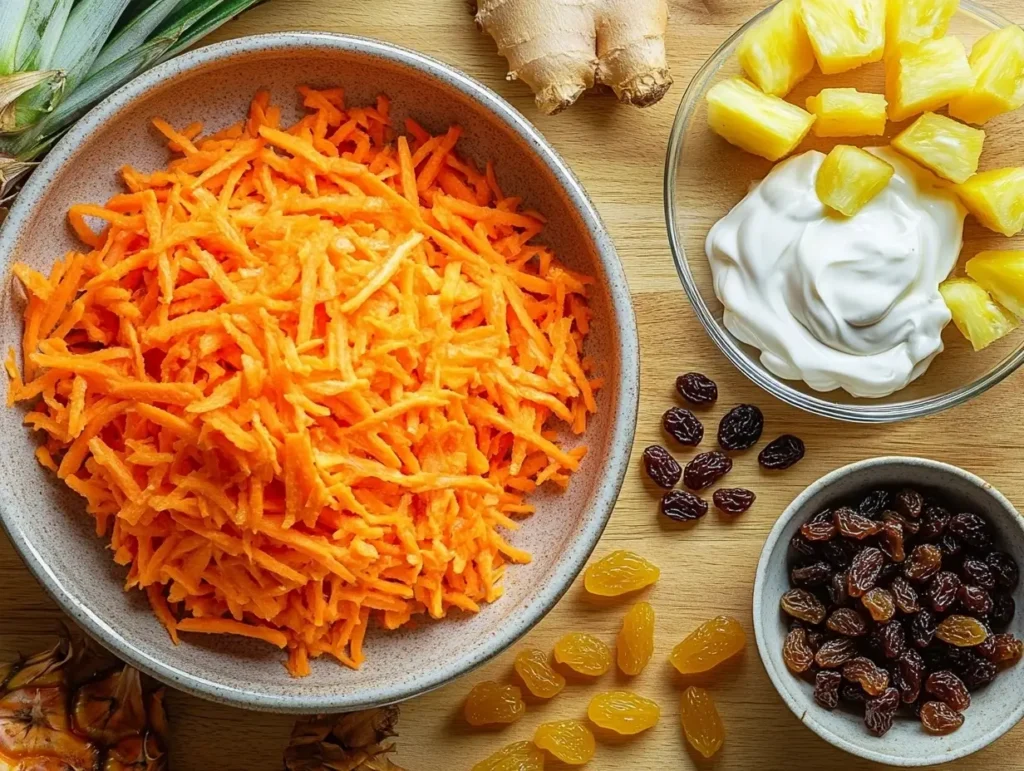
[6,87,600,675]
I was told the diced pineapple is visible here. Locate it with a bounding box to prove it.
[806,88,888,136]
[816,145,894,216]
[886,37,976,121]
[891,112,985,183]
[956,167,1024,236]
[886,0,959,49]
[966,251,1024,318]
[738,0,816,97]
[706,78,816,161]
[800,0,886,74]
[939,277,1018,351]
[948,25,1024,125]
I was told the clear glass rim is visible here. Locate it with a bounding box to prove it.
[663,0,1019,424]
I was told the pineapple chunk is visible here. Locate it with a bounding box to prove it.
[939,277,1018,351]
[738,0,816,97]
[886,37,976,121]
[886,0,959,48]
[966,250,1024,318]
[891,112,985,183]
[956,167,1024,236]
[706,78,816,161]
[800,0,886,75]
[806,88,888,136]
[816,145,894,216]
[948,25,1024,125]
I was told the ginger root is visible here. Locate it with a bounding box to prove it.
[474,0,673,114]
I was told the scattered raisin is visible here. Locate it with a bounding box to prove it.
[925,670,971,711]
[584,550,660,596]
[717,404,763,451]
[815,637,858,668]
[587,691,660,735]
[861,588,895,622]
[909,610,937,648]
[781,589,826,625]
[791,561,831,588]
[987,552,1020,590]
[827,608,869,637]
[935,615,988,647]
[858,490,892,519]
[843,657,890,696]
[679,686,724,758]
[926,571,961,613]
[683,451,732,491]
[514,649,565,699]
[533,720,595,765]
[642,445,681,489]
[783,626,815,674]
[920,701,964,735]
[553,633,612,676]
[864,687,900,736]
[891,576,920,614]
[660,489,708,522]
[464,682,526,726]
[472,742,544,771]
[834,508,881,539]
[814,670,842,710]
[847,547,884,597]
[758,434,805,470]
[904,544,942,582]
[957,585,993,616]
[617,602,655,676]
[670,616,746,674]
[880,522,906,562]
[895,649,924,704]
[894,489,924,519]
[676,372,718,405]
[712,487,756,515]
[990,594,1015,630]
[961,557,996,591]
[662,407,704,447]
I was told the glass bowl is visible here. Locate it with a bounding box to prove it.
[665,1,1024,423]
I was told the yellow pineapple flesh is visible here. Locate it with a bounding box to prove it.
[891,112,985,184]
[956,167,1024,236]
[816,145,894,216]
[939,277,1018,351]
[966,250,1024,319]
[886,0,959,49]
[886,37,976,122]
[800,0,886,75]
[806,88,887,136]
[738,0,816,97]
[948,25,1024,125]
[706,77,816,161]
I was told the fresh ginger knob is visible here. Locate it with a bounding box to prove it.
[474,0,673,115]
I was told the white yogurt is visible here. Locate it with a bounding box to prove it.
[705,148,966,398]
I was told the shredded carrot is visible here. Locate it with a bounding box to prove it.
[7,87,598,676]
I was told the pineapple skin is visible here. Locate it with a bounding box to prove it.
[738,0,816,97]
[801,0,886,75]
[948,25,1024,125]
[885,0,959,49]
[956,167,1024,236]
[816,144,895,216]
[886,37,976,122]
[891,112,985,184]
[939,277,1018,351]
[706,77,816,161]
[806,88,888,136]
[966,250,1024,318]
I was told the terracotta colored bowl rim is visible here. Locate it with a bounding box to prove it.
[0,32,639,712]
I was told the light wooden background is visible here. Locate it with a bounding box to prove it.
[4,1,1024,769]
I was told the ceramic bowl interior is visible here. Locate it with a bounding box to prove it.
[753,457,1024,766]
[665,1,1024,423]
[0,34,638,712]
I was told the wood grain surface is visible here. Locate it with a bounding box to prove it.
[3,1,1024,769]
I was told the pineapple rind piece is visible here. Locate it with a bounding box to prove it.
[966,250,1024,319]
[801,0,886,75]
[816,144,894,216]
[939,277,1018,351]
[706,77,816,162]
[806,88,888,136]
[738,0,816,97]
[886,0,959,49]
[891,112,985,184]
[948,25,1024,125]
[886,37,976,122]
[956,167,1024,236]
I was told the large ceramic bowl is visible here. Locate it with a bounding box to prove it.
[753,457,1024,765]
[0,33,638,712]
[665,1,1024,423]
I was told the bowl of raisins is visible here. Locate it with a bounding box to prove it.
[753,457,1024,766]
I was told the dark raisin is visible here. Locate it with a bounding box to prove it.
[884,510,920,538]
[990,594,1015,630]
[807,630,825,652]
[642,445,680,489]
[683,451,732,491]
[958,654,997,690]
[957,585,993,616]
[864,687,900,736]
[814,670,842,710]
[801,510,837,542]
[880,522,905,562]
[834,507,881,539]
[891,576,920,614]
[858,490,892,519]
[662,407,704,447]
[847,547,884,597]
[948,512,992,551]
[843,657,890,695]
[895,649,924,704]
[979,633,1024,664]
[790,533,818,560]
[815,637,858,668]
[712,487,756,515]
[926,571,961,613]
[826,608,869,637]
[925,670,971,711]
[675,372,717,405]
[717,404,763,451]
[758,434,805,470]
[877,561,900,586]
[910,609,937,648]
[879,620,906,659]
[904,544,942,582]
[841,683,867,703]
[986,552,1020,590]
[829,571,850,607]
[660,489,708,522]
[791,561,832,588]
[895,489,924,519]
[938,532,963,559]
[919,505,951,541]
[781,588,827,624]
[821,539,855,568]
[961,557,996,591]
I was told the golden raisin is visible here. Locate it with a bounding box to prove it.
[617,601,655,675]
[464,681,526,726]
[669,615,746,674]
[584,550,660,596]
[471,741,545,771]
[514,649,565,699]
[554,633,612,676]
[679,686,724,759]
[587,691,660,735]
[935,615,989,647]
[533,720,595,765]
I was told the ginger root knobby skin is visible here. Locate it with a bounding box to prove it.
[474,0,673,114]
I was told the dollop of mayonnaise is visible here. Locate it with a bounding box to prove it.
[705,148,966,398]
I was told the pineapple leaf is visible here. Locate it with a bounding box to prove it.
[90,0,189,76]
[0,0,32,76]
[0,69,64,133]
[46,0,134,93]
[33,0,73,71]
[14,0,63,71]
[157,0,268,62]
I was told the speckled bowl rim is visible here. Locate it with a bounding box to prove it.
[0,32,640,713]
[753,457,1024,766]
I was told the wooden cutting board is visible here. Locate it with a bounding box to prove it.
[4,1,1024,768]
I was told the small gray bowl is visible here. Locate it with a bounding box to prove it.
[753,457,1024,766]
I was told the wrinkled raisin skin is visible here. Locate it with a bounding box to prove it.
[936,615,988,647]
[781,588,826,625]
[835,508,881,539]
[962,558,997,591]
[758,434,806,470]
[949,512,992,551]
[895,489,924,519]
[990,594,1016,630]
[891,576,920,614]
[676,372,718,405]
[642,445,680,489]
[910,610,937,649]
[858,490,892,519]
[783,627,815,674]
[815,637,858,668]
[921,701,964,735]
[861,588,895,622]
[791,561,832,588]
[717,404,764,451]
[827,608,869,637]
[958,584,993,616]
[814,670,842,710]
[660,489,708,522]
[905,544,942,583]
[662,407,704,447]
[925,670,971,711]
[713,487,756,515]
[683,451,733,491]
[843,657,890,696]
[864,687,900,736]
[895,649,924,704]
[926,572,961,613]
[987,552,1020,591]
[847,547,885,597]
